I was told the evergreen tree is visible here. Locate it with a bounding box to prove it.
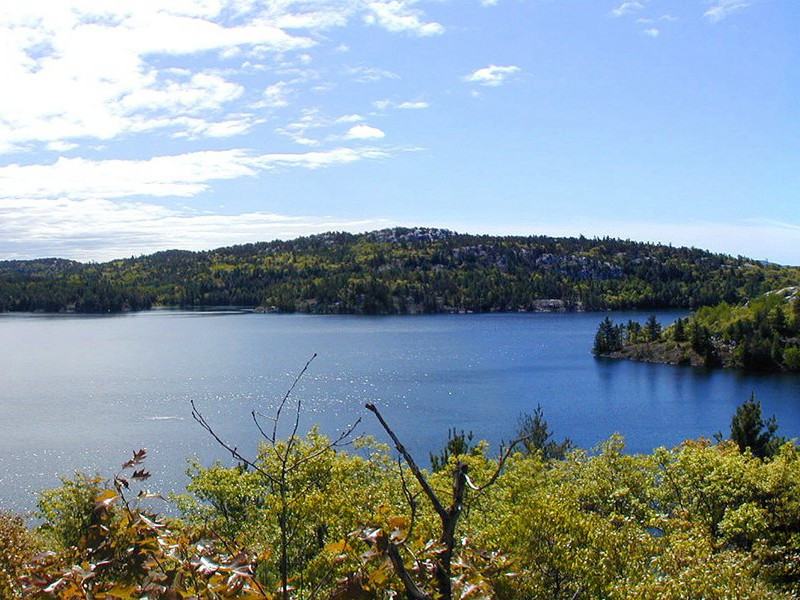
[730,394,784,458]
[673,317,687,342]
[645,314,662,342]
[625,320,643,344]
[516,405,572,460]
[593,317,623,354]
[429,428,476,472]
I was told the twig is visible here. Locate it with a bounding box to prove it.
[476,436,527,492]
[273,353,317,443]
[191,399,279,485]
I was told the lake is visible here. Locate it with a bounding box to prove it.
[2,310,799,512]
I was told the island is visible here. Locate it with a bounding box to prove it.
[594,287,800,372]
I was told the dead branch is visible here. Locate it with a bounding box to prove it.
[365,403,447,519]
[386,542,432,600]
[190,399,279,486]
[476,435,527,492]
[273,353,317,443]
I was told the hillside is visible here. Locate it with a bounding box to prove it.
[1,227,799,314]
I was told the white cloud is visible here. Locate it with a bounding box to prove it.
[346,66,401,83]
[345,125,386,140]
[336,114,365,123]
[364,1,445,36]
[278,108,372,144]
[47,141,79,153]
[119,72,244,115]
[463,65,520,87]
[637,15,677,24]
[0,148,390,200]
[610,2,644,17]
[0,3,319,151]
[704,0,752,22]
[397,101,429,110]
[0,1,443,154]
[0,197,391,261]
[643,28,660,37]
[373,99,428,110]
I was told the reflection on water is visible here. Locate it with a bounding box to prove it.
[1,310,798,511]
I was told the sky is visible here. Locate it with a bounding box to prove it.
[0,0,797,264]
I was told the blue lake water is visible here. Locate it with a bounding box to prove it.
[2,310,799,512]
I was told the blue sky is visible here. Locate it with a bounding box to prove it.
[0,0,797,264]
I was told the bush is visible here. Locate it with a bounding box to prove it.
[0,511,38,598]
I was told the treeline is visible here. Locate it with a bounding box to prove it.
[594,287,800,372]
[2,227,799,313]
[1,400,798,599]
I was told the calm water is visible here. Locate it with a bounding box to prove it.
[2,310,799,512]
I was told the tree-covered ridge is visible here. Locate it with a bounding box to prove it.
[2,227,799,313]
[594,287,800,372]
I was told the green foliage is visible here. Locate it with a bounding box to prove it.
[644,314,661,341]
[730,394,785,458]
[672,316,687,342]
[0,511,39,599]
[26,450,274,599]
[9,409,800,598]
[179,430,403,598]
[598,288,800,372]
[429,428,478,471]
[37,472,107,552]
[593,316,624,354]
[3,228,799,314]
[516,404,572,460]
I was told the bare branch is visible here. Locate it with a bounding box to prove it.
[190,399,279,486]
[386,542,432,600]
[273,353,317,442]
[397,457,420,542]
[365,403,447,519]
[285,418,363,473]
[251,410,272,443]
[476,436,526,492]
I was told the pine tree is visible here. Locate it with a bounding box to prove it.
[730,394,784,458]
[645,315,662,342]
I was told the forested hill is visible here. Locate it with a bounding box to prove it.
[1,227,798,314]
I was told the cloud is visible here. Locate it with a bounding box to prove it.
[0,4,318,151]
[345,125,386,140]
[0,1,443,154]
[252,82,292,110]
[704,0,752,22]
[346,66,401,83]
[364,1,445,36]
[0,197,392,261]
[397,101,429,110]
[278,109,378,145]
[637,15,678,24]
[643,28,660,37]
[0,148,390,200]
[373,99,429,110]
[463,65,520,87]
[47,141,79,153]
[610,2,644,17]
[336,114,365,123]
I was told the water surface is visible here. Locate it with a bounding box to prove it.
[2,310,799,511]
